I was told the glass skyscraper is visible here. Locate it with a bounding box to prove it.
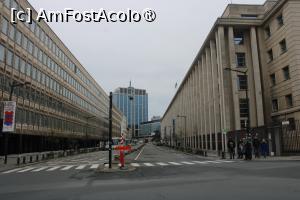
[112,83,148,137]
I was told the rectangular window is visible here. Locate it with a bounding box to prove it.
[241,14,258,19]
[28,40,33,55]
[26,63,32,77]
[1,17,8,35]
[282,66,290,80]
[285,94,293,108]
[239,99,249,118]
[279,39,287,53]
[234,31,244,45]
[16,29,22,45]
[277,14,284,27]
[237,75,248,90]
[22,36,28,50]
[20,58,25,73]
[236,53,246,67]
[272,99,278,112]
[265,26,271,38]
[0,44,5,62]
[267,49,273,62]
[14,55,20,71]
[33,45,38,58]
[6,49,13,66]
[270,73,276,86]
[9,24,15,40]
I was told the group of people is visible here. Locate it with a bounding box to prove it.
[227,135,268,160]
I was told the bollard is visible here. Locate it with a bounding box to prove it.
[22,156,26,164]
[36,155,39,162]
[17,157,20,165]
[204,151,208,157]
[29,155,33,163]
[42,154,45,160]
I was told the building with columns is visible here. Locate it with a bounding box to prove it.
[161,0,300,155]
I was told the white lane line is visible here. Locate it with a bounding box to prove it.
[2,168,25,174]
[215,160,235,163]
[143,163,155,167]
[90,164,99,169]
[75,165,86,170]
[17,167,35,173]
[134,146,145,161]
[168,162,182,166]
[32,167,49,172]
[205,161,223,164]
[181,161,195,165]
[61,165,74,171]
[46,166,61,171]
[131,163,140,167]
[156,162,169,166]
[192,161,210,164]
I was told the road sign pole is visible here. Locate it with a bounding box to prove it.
[108,92,113,169]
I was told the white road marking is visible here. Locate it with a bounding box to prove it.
[134,146,145,161]
[156,162,169,166]
[168,162,182,166]
[46,166,61,171]
[205,161,222,164]
[2,168,25,174]
[90,164,99,169]
[131,163,140,167]
[143,163,155,167]
[75,165,86,170]
[192,161,210,164]
[215,160,235,163]
[181,161,195,165]
[17,167,35,173]
[61,165,74,170]
[32,167,49,172]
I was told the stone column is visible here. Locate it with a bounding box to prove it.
[250,27,264,127]
[206,48,212,150]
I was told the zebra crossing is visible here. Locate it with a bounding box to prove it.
[1,164,101,174]
[1,160,239,174]
[130,160,238,168]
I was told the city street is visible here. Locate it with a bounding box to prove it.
[0,143,300,200]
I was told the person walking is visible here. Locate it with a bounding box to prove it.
[244,135,252,160]
[237,139,244,159]
[253,135,260,158]
[260,139,268,159]
[227,137,236,159]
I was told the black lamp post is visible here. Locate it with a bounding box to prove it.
[3,81,30,164]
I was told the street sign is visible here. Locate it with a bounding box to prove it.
[282,121,290,126]
[2,101,16,132]
[114,145,131,151]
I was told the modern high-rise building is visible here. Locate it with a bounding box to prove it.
[0,0,123,155]
[161,0,300,155]
[113,83,148,137]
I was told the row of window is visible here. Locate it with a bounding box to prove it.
[270,66,290,86]
[1,17,101,109]
[0,44,101,116]
[265,13,284,39]
[2,1,102,100]
[272,94,293,112]
[267,39,287,62]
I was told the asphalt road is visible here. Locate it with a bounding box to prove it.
[0,143,300,200]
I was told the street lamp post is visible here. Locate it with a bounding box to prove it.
[3,81,30,164]
[108,92,113,168]
[177,115,187,149]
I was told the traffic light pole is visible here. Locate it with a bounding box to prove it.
[108,92,113,169]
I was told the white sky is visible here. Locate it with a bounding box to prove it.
[29,0,265,118]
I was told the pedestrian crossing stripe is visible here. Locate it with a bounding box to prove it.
[1,160,239,174]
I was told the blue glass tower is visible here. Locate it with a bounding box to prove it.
[112,83,148,137]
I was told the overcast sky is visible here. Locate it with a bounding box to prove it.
[29,0,265,118]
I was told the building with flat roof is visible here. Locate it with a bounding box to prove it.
[112,82,148,138]
[0,0,119,155]
[161,0,300,155]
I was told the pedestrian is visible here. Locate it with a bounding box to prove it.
[253,135,260,158]
[237,139,244,159]
[227,137,236,159]
[260,139,268,159]
[244,136,252,160]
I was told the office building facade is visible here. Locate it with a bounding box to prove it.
[0,0,113,155]
[161,0,300,155]
[113,83,148,137]
[140,118,161,138]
